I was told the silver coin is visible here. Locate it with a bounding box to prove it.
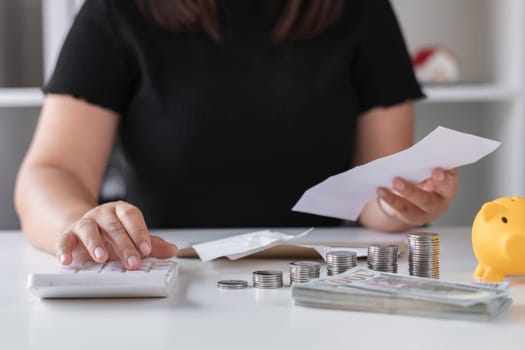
[289,261,321,283]
[408,231,440,279]
[367,244,399,273]
[217,280,248,289]
[326,251,357,275]
[253,270,283,289]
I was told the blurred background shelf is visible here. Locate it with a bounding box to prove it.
[423,84,520,103]
[0,84,518,108]
[1,85,517,108]
[0,88,43,108]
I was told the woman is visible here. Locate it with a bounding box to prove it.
[15,0,458,269]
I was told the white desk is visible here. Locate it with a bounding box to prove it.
[1,227,524,350]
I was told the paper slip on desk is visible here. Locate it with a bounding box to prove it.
[176,240,407,260]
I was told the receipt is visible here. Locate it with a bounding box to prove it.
[193,228,313,262]
[189,228,404,261]
[292,126,501,221]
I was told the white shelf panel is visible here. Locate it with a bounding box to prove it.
[0,84,518,108]
[0,88,44,108]
[423,84,519,102]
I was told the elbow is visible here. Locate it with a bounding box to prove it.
[13,161,33,240]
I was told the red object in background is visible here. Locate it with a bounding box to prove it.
[412,46,459,83]
[413,48,438,67]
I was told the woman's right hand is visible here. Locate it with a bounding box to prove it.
[56,201,178,269]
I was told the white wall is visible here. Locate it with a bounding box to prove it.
[0,0,42,229]
[0,108,39,228]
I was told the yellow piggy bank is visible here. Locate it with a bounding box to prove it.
[472,196,525,282]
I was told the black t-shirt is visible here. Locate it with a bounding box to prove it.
[45,0,424,228]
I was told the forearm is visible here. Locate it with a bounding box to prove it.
[15,164,98,254]
[353,102,416,232]
[358,198,414,232]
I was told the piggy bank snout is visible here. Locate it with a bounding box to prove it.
[503,232,525,259]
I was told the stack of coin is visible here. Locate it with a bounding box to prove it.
[217,280,248,290]
[326,251,357,276]
[367,244,399,273]
[252,270,283,289]
[408,232,440,279]
[289,261,321,284]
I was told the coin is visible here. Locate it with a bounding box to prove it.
[326,251,357,276]
[408,232,440,279]
[217,280,248,290]
[289,261,321,284]
[252,270,283,289]
[367,244,399,273]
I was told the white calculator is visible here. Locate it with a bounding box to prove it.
[27,260,179,298]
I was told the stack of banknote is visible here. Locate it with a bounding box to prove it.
[291,267,511,320]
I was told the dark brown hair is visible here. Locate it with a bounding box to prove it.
[136,0,344,43]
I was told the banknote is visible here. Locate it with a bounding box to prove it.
[292,267,511,320]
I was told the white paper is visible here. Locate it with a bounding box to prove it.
[191,229,401,261]
[193,228,313,262]
[292,126,501,221]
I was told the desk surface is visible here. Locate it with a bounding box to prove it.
[1,226,524,350]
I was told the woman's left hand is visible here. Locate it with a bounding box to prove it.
[376,168,459,227]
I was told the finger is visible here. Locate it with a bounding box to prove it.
[377,187,429,225]
[149,236,178,259]
[72,218,109,263]
[70,246,93,265]
[114,201,151,257]
[392,177,438,213]
[56,232,78,265]
[420,178,435,192]
[431,168,459,198]
[95,208,141,269]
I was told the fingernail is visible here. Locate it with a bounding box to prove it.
[94,246,106,261]
[437,171,445,181]
[423,182,434,191]
[59,253,67,264]
[127,255,139,268]
[139,241,151,255]
[393,179,405,191]
[377,188,387,198]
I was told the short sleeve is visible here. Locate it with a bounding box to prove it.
[352,0,424,114]
[44,0,136,115]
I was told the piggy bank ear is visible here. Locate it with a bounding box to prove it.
[480,201,507,222]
